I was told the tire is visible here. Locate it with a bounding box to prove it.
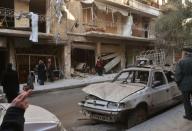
[127,106,147,128]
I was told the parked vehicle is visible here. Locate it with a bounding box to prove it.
[78,65,181,127]
[0,104,66,131]
[0,86,6,103]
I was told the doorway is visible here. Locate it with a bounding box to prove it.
[0,50,7,83]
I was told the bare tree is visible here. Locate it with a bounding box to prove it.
[155,0,192,50]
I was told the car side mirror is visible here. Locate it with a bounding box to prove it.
[152,81,161,88]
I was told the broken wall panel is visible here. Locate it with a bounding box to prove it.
[100,44,125,73]
[104,55,121,73]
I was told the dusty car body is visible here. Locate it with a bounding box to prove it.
[0,86,7,103]
[0,104,66,131]
[78,66,181,126]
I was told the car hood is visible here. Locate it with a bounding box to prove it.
[0,104,63,131]
[82,82,145,102]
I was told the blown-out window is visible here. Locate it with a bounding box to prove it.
[82,7,93,24]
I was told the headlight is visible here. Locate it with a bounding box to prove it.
[107,102,118,108]
[117,103,126,108]
[85,95,95,100]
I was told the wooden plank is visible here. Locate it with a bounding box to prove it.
[104,55,121,72]
[102,53,119,60]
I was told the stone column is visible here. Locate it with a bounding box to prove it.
[64,41,71,78]
[95,42,101,62]
[8,40,16,70]
[46,0,51,34]
[120,44,126,69]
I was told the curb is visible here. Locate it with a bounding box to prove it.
[31,79,113,95]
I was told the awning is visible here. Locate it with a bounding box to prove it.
[81,0,94,4]
[81,0,128,16]
[95,2,128,16]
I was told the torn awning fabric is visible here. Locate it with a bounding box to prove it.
[81,0,94,4]
[81,0,128,16]
[94,2,128,16]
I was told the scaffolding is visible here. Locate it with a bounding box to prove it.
[136,49,166,66]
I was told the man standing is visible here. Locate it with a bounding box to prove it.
[1,63,20,103]
[175,48,192,120]
[37,60,46,85]
[95,56,104,76]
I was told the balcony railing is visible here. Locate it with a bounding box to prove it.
[128,0,160,16]
[83,19,155,39]
[0,7,46,29]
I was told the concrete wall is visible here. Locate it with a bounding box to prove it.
[14,0,30,28]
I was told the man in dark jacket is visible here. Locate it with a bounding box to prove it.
[1,63,19,103]
[0,90,31,131]
[37,60,46,85]
[175,48,192,120]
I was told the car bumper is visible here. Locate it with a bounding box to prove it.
[79,102,128,122]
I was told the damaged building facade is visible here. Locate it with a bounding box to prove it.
[63,0,165,76]
[0,0,171,83]
[0,0,63,83]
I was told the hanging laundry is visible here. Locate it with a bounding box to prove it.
[29,12,39,42]
[62,5,75,21]
[122,15,133,37]
[55,0,75,23]
[55,0,63,23]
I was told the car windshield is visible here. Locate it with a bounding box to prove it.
[113,70,149,85]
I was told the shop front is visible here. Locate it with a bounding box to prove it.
[15,38,63,83]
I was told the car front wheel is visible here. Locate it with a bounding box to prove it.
[127,105,147,128]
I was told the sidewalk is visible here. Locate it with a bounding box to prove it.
[128,104,192,131]
[20,74,117,93]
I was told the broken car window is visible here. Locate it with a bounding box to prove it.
[114,70,149,85]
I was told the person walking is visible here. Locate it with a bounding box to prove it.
[1,63,20,103]
[47,58,54,82]
[95,56,104,76]
[175,47,192,120]
[37,60,46,85]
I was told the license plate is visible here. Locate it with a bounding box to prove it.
[90,114,114,122]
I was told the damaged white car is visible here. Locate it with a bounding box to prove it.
[78,66,181,127]
[0,104,66,131]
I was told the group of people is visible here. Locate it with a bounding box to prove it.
[1,48,192,131]
[36,58,54,85]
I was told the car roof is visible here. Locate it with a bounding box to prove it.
[122,65,165,72]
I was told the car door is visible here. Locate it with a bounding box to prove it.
[164,71,181,102]
[150,71,169,109]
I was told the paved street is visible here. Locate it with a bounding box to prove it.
[128,104,192,131]
[28,87,192,131]
[29,88,86,129]
[28,87,121,131]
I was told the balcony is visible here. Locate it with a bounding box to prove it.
[0,7,46,32]
[83,19,155,39]
[127,0,160,17]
